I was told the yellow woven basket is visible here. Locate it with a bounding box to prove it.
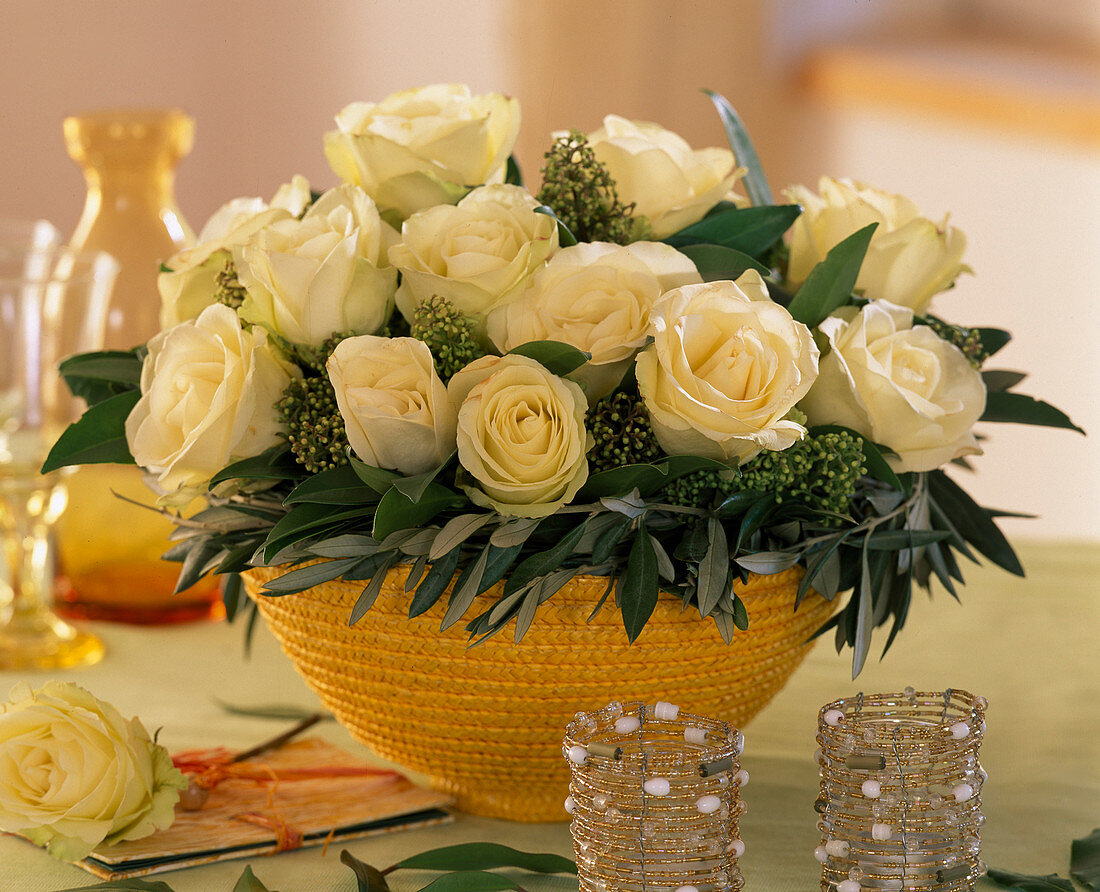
[243,563,833,821]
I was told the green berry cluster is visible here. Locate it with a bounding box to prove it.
[663,470,726,507]
[409,295,485,380]
[733,430,866,517]
[276,374,349,473]
[536,130,635,245]
[586,391,663,473]
[922,318,984,368]
[662,431,866,517]
[214,258,248,310]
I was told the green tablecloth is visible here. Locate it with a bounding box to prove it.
[1,542,1096,891]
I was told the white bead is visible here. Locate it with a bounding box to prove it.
[872,822,892,841]
[837,880,862,892]
[684,725,708,744]
[654,700,680,721]
[615,715,640,734]
[950,721,971,739]
[644,777,670,796]
[824,709,845,726]
[564,795,576,814]
[567,744,588,764]
[727,838,745,857]
[814,844,829,863]
[734,768,750,787]
[953,783,974,802]
[696,794,721,814]
[861,779,882,798]
[825,839,850,857]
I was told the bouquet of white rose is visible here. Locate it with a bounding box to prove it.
[45,83,1081,676]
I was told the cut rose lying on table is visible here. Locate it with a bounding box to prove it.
[44,83,1082,675]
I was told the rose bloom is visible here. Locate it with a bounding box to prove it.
[235,184,399,348]
[327,336,457,476]
[636,272,819,465]
[485,241,701,403]
[449,355,590,517]
[587,115,745,239]
[800,301,986,472]
[0,682,186,861]
[389,184,558,322]
[125,303,298,497]
[323,83,521,222]
[784,177,970,313]
[157,175,311,328]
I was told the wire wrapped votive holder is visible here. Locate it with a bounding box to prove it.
[814,688,988,891]
[563,700,747,891]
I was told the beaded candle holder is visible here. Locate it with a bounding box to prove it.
[814,688,988,892]
[563,700,747,892]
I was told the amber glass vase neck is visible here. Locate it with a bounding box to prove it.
[63,108,195,347]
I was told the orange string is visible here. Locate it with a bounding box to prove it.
[170,746,401,853]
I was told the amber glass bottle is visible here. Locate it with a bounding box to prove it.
[56,108,223,624]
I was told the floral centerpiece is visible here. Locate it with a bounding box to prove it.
[45,84,1080,817]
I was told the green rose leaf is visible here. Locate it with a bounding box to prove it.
[208,445,300,487]
[393,841,577,875]
[392,452,457,503]
[58,349,142,406]
[663,204,801,257]
[703,89,772,207]
[233,865,277,892]
[340,848,392,892]
[40,389,139,473]
[985,867,1075,891]
[676,243,770,282]
[348,456,401,494]
[418,872,525,891]
[506,339,590,376]
[1072,827,1100,889]
[975,326,1011,358]
[372,483,465,542]
[786,223,877,328]
[285,465,380,505]
[55,879,179,892]
[981,392,1085,434]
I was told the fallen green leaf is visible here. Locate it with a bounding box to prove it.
[394,842,577,875]
[233,865,276,892]
[1072,828,1100,889]
[341,849,392,891]
[55,878,177,892]
[985,867,1075,891]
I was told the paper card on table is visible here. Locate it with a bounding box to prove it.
[75,737,453,880]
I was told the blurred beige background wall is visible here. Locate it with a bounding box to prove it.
[2,0,1097,540]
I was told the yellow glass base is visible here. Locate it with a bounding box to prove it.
[0,612,105,671]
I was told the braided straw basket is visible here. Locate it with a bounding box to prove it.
[243,562,833,821]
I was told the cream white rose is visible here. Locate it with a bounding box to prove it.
[327,336,457,476]
[636,272,819,465]
[158,176,311,328]
[0,682,186,861]
[324,83,521,222]
[485,241,701,402]
[126,303,298,496]
[390,184,558,322]
[449,355,589,517]
[587,115,745,239]
[235,184,399,347]
[800,301,986,472]
[784,177,970,313]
